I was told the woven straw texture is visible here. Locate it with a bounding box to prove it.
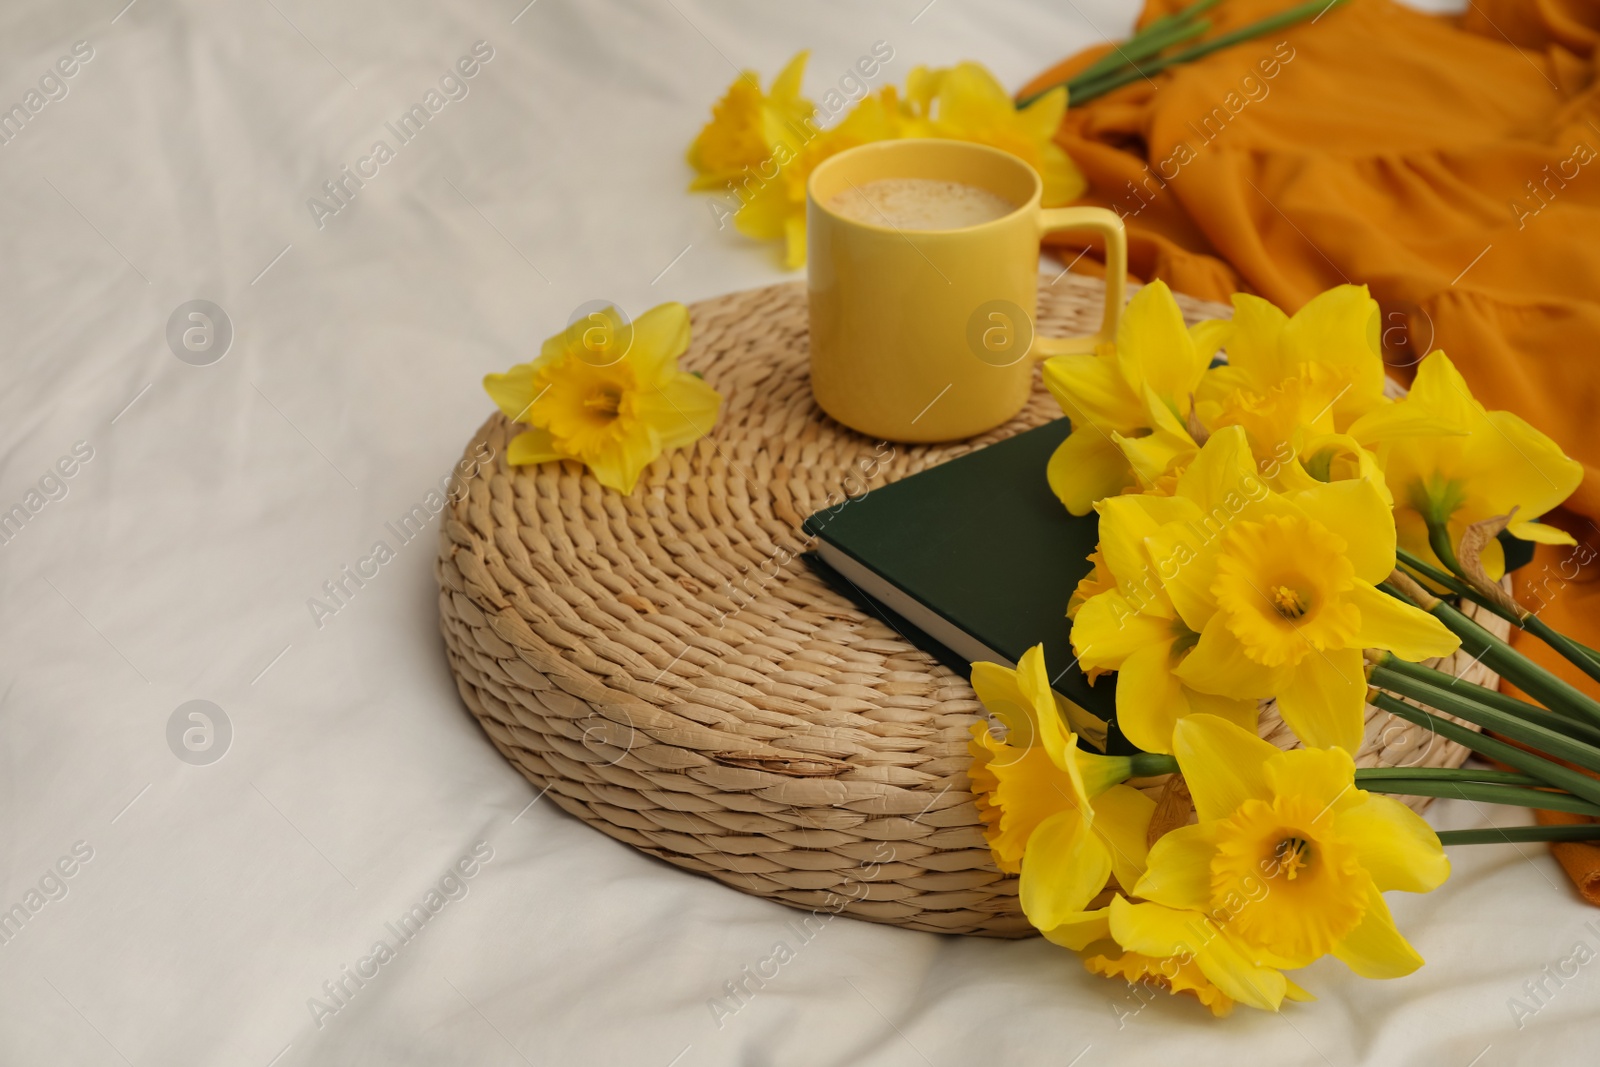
[436,276,1509,938]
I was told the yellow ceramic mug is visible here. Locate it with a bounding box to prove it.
[807,138,1126,443]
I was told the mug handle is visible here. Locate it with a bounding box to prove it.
[1030,206,1127,358]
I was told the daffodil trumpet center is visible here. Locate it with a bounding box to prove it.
[584,385,624,419]
[1273,835,1312,880]
[1209,795,1365,961]
[1212,514,1360,668]
[1270,585,1309,620]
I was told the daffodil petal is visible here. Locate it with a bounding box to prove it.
[1115,424,1193,488]
[1047,426,1135,516]
[1144,524,1223,633]
[1337,793,1450,893]
[1461,409,1584,522]
[1172,713,1277,821]
[1331,883,1425,979]
[1175,426,1260,515]
[1348,580,1461,661]
[1116,280,1199,402]
[634,372,722,450]
[626,302,693,386]
[1020,809,1112,930]
[1113,640,1186,755]
[1262,746,1359,818]
[1273,647,1368,753]
[1090,784,1155,893]
[1132,822,1213,910]
[1109,897,1287,1012]
[506,428,565,466]
[1283,978,1316,1002]
[1279,284,1385,417]
[1190,318,1233,364]
[1043,353,1146,433]
[1285,478,1396,585]
[782,211,807,270]
[1507,520,1577,545]
[584,436,655,495]
[1095,493,1196,609]
[769,50,809,103]
[1184,689,1262,736]
[1016,644,1074,772]
[1058,695,1110,752]
[1224,293,1289,384]
[1347,394,1471,445]
[1071,592,1173,670]
[484,363,542,422]
[1042,907,1112,950]
[1173,613,1282,699]
[971,661,1037,747]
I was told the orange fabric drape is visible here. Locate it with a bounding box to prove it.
[1024,0,1600,898]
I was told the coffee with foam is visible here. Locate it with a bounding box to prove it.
[824,178,1017,231]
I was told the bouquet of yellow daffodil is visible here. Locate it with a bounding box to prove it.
[969,279,1600,1017]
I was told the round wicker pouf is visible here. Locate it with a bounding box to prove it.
[435,276,1508,938]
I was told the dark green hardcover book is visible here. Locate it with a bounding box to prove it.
[800,417,1116,731]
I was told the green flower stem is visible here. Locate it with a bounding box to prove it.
[1128,752,1180,777]
[1018,0,1224,107]
[1395,547,1600,689]
[1426,519,1466,577]
[1062,19,1212,97]
[1356,766,1542,787]
[1063,0,1349,108]
[1370,666,1600,777]
[1359,778,1600,818]
[1426,598,1600,728]
[1371,692,1600,810]
[1063,17,1207,91]
[1372,658,1600,749]
[1524,614,1600,689]
[1439,825,1600,846]
[1395,548,1524,628]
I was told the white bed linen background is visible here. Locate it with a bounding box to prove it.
[1,0,1590,1064]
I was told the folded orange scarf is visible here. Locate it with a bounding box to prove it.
[1024,0,1600,899]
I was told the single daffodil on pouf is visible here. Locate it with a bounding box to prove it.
[688,53,1085,268]
[1115,715,1449,1009]
[483,303,721,495]
[1072,426,1459,753]
[965,646,1152,950]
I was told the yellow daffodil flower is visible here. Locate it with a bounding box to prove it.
[1273,431,1395,504]
[1196,286,1387,437]
[1357,351,1583,579]
[1115,714,1449,1008]
[1195,285,1468,504]
[966,646,1151,947]
[1114,426,1459,751]
[1044,280,1230,515]
[686,52,815,191]
[900,64,1085,206]
[1070,493,1258,754]
[483,303,721,495]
